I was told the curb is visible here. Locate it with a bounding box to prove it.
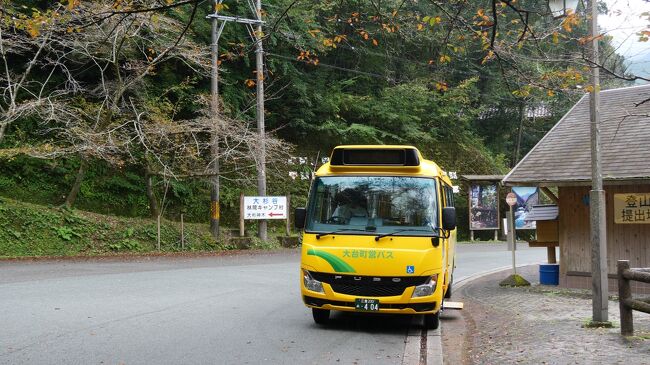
[454,262,540,289]
[405,262,541,365]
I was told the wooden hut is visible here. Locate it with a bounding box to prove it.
[502,84,650,294]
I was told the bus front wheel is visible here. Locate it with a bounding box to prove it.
[312,308,330,324]
[424,312,440,330]
[445,275,453,299]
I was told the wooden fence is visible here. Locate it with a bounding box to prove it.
[617,260,650,336]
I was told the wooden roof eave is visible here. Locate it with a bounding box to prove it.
[503,177,650,187]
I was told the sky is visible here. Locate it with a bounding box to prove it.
[600,0,650,80]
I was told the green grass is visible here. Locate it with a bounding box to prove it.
[0,197,279,258]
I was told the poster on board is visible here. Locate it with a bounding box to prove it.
[512,187,539,229]
[469,184,499,230]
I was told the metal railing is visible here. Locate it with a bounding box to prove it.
[617,260,650,336]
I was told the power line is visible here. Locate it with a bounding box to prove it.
[264,51,572,106]
[265,51,387,79]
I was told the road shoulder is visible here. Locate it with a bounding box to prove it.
[441,265,650,364]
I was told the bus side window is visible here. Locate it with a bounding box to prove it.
[445,186,454,207]
[442,185,451,208]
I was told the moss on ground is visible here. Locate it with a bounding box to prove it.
[499,273,531,287]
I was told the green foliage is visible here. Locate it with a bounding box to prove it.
[0,197,218,257]
[109,239,142,252]
[54,226,81,241]
[1,0,636,248]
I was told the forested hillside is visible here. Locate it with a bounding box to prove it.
[0,0,632,247]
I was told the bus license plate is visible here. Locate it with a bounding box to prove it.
[355,298,379,311]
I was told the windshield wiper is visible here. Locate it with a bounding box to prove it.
[316,228,372,239]
[374,229,439,241]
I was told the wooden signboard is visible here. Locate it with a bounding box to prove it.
[614,193,650,224]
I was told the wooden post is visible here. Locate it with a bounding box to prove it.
[286,193,291,236]
[181,214,185,249]
[547,246,557,264]
[470,230,474,241]
[239,192,245,237]
[494,229,498,241]
[157,215,161,251]
[618,260,633,336]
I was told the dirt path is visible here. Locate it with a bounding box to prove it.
[441,266,650,364]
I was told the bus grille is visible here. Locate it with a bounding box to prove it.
[310,272,430,297]
[329,283,405,296]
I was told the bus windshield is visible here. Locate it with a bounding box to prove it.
[305,176,439,236]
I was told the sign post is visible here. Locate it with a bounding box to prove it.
[506,192,517,274]
[240,196,289,238]
[239,192,245,237]
[243,196,288,220]
[285,193,291,236]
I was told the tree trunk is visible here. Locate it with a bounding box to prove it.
[64,157,88,208]
[513,102,525,167]
[0,123,7,145]
[145,167,160,219]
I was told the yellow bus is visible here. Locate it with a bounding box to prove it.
[294,145,457,329]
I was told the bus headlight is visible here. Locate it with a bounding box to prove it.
[303,270,324,293]
[412,274,438,298]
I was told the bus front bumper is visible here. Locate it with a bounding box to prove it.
[302,295,438,314]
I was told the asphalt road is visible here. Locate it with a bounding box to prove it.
[0,243,546,365]
[454,242,551,282]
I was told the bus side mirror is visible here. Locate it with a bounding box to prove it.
[442,207,456,231]
[295,207,307,229]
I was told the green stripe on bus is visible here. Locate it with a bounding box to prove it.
[307,249,356,273]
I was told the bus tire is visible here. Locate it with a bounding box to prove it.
[312,308,330,325]
[445,276,453,299]
[424,312,440,330]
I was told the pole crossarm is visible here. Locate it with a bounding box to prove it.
[206,14,265,25]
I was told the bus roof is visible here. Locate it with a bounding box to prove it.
[316,145,452,184]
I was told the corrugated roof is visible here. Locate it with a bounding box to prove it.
[524,205,559,221]
[503,84,650,186]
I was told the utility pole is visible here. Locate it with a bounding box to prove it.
[587,0,608,324]
[254,0,267,242]
[209,0,224,239]
[547,0,608,326]
[206,1,266,241]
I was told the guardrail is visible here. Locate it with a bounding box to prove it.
[617,260,650,336]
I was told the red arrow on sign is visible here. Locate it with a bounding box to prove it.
[268,212,284,217]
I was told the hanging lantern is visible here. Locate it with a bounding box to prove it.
[548,0,579,18]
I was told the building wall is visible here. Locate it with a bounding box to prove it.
[558,185,650,293]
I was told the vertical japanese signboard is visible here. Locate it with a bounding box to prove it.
[469,184,499,230]
[614,193,650,224]
[243,196,287,220]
